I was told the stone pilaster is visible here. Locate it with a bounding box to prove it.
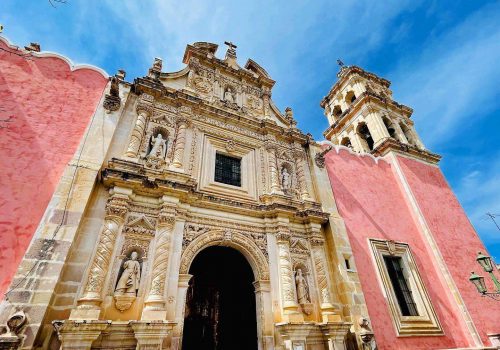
[320,322,352,350]
[172,108,190,168]
[293,150,310,200]
[72,188,131,319]
[266,143,280,193]
[130,321,175,350]
[275,225,301,322]
[54,320,110,350]
[143,201,177,320]
[263,87,271,119]
[308,224,341,323]
[126,102,152,158]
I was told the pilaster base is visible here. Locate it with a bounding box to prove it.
[53,320,110,350]
[130,320,176,350]
[0,334,21,350]
[141,309,168,321]
[69,308,101,320]
[275,322,318,350]
[320,322,352,350]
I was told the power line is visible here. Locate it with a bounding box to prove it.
[486,213,500,232]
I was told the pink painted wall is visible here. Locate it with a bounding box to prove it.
[0,38,108,296]
[325,148,472,349]
[398,155,500,345]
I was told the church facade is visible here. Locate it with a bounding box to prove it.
[0,37,499,350]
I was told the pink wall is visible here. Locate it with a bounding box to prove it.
[398,155,500,345]
[325,148,472,349]
[0,38,108,296]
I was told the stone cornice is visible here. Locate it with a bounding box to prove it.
[372,138,441,164]
[102,160,328,224]
[323,91,413,140]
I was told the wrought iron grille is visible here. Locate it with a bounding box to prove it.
[215,153,241,187]
[383,256,419,316]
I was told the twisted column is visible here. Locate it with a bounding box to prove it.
[276,229,298,312]
[125,102,152,158]
[293,150,310,200]
[172,111,190,168]
[78,190,130,309]
[144,203,176,310]
[266,144,280,193]
[263,87,271,119]
[309,236,335,310]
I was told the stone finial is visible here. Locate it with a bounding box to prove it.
[152,57,162,71]
[285,107,297,127]
[224,41,237,59]
[116,69,126,81]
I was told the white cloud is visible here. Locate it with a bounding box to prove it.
[390,2,500,148]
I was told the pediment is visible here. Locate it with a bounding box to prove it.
[126,214,156,230]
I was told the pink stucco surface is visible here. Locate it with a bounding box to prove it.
[0,39,107,296]
[398,155,500,345]
[325,148,472,349]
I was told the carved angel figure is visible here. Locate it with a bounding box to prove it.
[115,251,141,296]
[295,268,310,304]
[148,133,167,158]
[281,167,292,190]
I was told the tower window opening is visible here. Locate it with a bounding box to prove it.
[357,123,374,151]
[333,105,342,117]
[345,91,356,105]
[383,117,397,139]
[383,256,419,316]
[340,137,353,149]
[400,122,415,146]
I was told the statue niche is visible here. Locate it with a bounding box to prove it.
[114,250,142,312]
[280,163,295,197]
[294,267,312,315]
[145,127,168,170]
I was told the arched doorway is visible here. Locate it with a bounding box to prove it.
[182,246,258,350]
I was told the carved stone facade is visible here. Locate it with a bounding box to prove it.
[1,42,367,350]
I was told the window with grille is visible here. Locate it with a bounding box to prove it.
[214,153,241,187]
[383,256,419,316]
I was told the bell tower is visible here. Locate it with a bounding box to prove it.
[320,65,440,163]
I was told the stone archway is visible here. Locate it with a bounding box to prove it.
[178,230,272,350]
[179,230,270,281]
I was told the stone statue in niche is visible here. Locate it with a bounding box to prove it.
[295,268,310,304]
[281,166,292,190]
[224,87,235,103]
[115,251,141,296]
[148,133,167,159]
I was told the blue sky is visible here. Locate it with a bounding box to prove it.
[1,1,499,259]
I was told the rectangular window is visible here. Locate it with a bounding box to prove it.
[215,153,241,187]
[383,256,418,316]
[369,239,443,336]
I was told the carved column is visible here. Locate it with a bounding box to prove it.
[266,143,280,193]
[309,230,341,323]
[143,203,177,319]
[293,150,310,200]
[172,108,190,168]
[54,320,110,350]
[275,226,301,321]
[125,102,152,158]
[74,188,130,318]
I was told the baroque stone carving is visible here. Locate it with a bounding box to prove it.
[114,251,141,312]
[125,100,153,158]
[80,193,130,306]
[295,268,310,305]
[145,203,176,309]
[103,76,121,112]
[180,229,269,280]
[281,166,292,191]
[314,145,333,168]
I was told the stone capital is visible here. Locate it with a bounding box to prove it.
[136,102,153,116]
[130,321,176,350]
[53,320,110,350]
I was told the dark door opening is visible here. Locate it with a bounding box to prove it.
[182,246,258,350]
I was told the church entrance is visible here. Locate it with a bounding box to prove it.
[182,246,258,350]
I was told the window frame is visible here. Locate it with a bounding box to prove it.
[214,152,242,187]
[369,239,443,337]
